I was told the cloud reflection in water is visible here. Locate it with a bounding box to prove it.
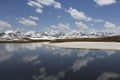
[0,43,119,80]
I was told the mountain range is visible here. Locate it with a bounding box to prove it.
[0,30,118,41]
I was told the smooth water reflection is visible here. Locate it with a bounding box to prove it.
[0,43,120,80]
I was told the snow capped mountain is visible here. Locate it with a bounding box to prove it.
[45,30,63,37]
[0,30,118,41]
[0,32,5,37]
[0,30,23,40]
[24,31,44,37]
[59,31,85,39]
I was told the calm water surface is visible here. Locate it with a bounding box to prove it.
[0,43,120,80]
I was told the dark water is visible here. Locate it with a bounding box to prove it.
[0,43,120,80]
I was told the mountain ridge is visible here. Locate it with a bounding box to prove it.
[0,30,119,42]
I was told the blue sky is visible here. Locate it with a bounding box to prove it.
[0,0,120,33]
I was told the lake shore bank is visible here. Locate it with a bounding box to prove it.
[43,42,120,51]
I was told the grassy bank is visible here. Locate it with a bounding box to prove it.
[50,36,120,43]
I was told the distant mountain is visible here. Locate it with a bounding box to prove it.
[0,32,5,37]
[0,30,22,40]
[0,30,118,41]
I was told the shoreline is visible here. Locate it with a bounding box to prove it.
[0,41,120,51]
[43,42,120,51]
[0,40,51,43]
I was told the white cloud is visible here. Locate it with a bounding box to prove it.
[36,8,43,13]
[97,72,120,80]
[29,16,39,20]
[67,7,92,21]
[27,0,61,14]
[94,0,117,6]
[50,23,71,32]
[101,27,120,35]
[27,0,43,8]
[0,20,12,30]
[18,18,37,27]
[104,21,116,28]
[75,21,89,29]
[37,0,61,9]
[67,7,104,23]
[53,1,61,9]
